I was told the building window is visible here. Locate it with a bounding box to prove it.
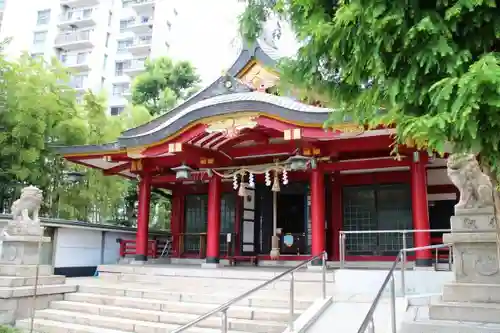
[342,183,412,256]
[117,39,132,52]
[36,9,51,25]
[31,53,44,59]
[112,83,129,96]
[77,52,87,64]
[70,75,88,89]
[33,31,47,45]
[110,106,124,116]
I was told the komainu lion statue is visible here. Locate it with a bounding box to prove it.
[10,186,43,222]
[447,153,494,209]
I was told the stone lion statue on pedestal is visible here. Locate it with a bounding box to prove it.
[10,185,43,222]
[447,153,494,209]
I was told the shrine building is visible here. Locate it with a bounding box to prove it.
[57,38,457,267]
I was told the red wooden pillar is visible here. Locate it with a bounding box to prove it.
[135,173,152,261]
[311,168,326,265]
[411,151,431,266]
[206,175,222,264]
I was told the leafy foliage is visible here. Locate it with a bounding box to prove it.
[0,325,19,333]
[239,0,500,176]
[131,56,201,116]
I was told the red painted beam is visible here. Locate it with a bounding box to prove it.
[322,158,411,172]
[142,124,208,156]
[225,142,300,159]
[256,116,339,139]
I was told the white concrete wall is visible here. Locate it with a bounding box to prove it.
[53,228,102,268]
[102,231,135,264]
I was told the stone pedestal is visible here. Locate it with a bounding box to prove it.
[402,207,500,332]
[0,220,76,325]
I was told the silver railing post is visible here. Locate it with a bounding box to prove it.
[367,317,375,333]
[322,251,327,299]
[221,309,228,333]
[289,272,295,332]
[339,232,344,269]
[389,274,397,333]
[448,245,453,271]
[401,232,407,296]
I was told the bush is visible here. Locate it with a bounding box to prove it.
[0,326,19,333]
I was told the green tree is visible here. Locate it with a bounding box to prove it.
[240,1,500,186]
[131,56,201,116]
[0,53,87,213]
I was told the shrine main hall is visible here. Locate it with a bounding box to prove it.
[58,37,456,267]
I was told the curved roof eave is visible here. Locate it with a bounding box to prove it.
[227,39,280,77]
[55,142,122,156]
[119,91,333,148]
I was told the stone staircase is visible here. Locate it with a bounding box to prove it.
[15,265,334,332]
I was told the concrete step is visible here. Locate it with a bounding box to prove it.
[401,306,500,333]
[98,272,333,294]
[430,296,500,323]
[0,284,76,298]
[64,293,299,321]
[76,284,313,310]
[16,318,130,333]
[98,265,334,282]
[15,318,249,333]
[31,308,284,333]
[443,282,500,303]
[0,275,66,288]
[49,300,292,331]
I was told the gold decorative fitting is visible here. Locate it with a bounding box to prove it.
[126,148,145,159]
[331,123,365,136]
[130,159,143,172]
[168,143,183,153]
[206,116,257,139]
[283,128,302,140]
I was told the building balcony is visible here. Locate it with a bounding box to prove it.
[121,16,153,34]
[60,54,90,72]
[125,37,152,55]
[123,59,146,76]
[55,30,94,50]
[58,9,96,29]
[124,0,155,14]
[60,0,99,7]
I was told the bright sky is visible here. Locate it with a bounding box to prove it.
[168,0,297,85]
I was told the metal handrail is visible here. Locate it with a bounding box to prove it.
[171,251,328,333]
[357,243,453,333]
[339,228,499,268]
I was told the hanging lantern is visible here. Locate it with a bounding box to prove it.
[171,164,193,180]
[286,155,311,171]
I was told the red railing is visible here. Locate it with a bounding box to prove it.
[119,239,158,258]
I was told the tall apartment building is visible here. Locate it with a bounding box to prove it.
[0,0,178,116]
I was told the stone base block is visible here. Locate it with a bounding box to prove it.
[0,234,50,266]
[0,275,65,287]
[0,265,54,277]
[0,293,65,325]
[3,221,45,237]
[430,296,500,324]
[451,213,497,231]
[444,233,500,284]
[443,282,500,303]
